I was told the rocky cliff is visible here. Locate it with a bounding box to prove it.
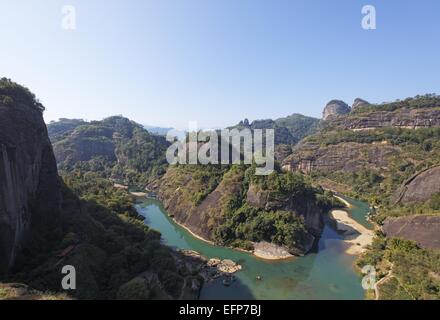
[383,215,440,250]
[153,165,331,255]
[331,108,440,131]
[283,141,400,174]
[392,166,440,204]
[0,93,61,275]
[49,116,170,184]
[351,98,370,111]
[322,100,351,120]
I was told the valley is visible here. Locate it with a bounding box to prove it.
[1,78,440,300]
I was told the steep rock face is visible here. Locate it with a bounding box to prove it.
[392,166,440,204]
[383,215,440,250]
[229,114,320,146]
[332,108,440,130]
[246,184,323,236]
[49,116,170,184]
[155,166,241,240]
[245,184,320,254]
[352,98,369,110]
[154,166,325,255]
[0,102,61,275]
[322,100,351,120]
[283,142,400,174]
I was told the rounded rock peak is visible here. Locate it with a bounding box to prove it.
[322,100,351,120]
[352,98,370,110]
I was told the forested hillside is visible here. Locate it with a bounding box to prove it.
[0,79,200,300]
[282,94,440,299]
[48,116,170,185]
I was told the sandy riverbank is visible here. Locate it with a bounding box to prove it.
[167,214,294,260]
[330,209,374,255]
[334,195,352,208]
[171,217,217,245]
[130,191,148,197]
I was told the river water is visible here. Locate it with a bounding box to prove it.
[136,197,371,300]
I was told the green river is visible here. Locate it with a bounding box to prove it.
[136,196,372,300]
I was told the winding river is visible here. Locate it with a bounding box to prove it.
[136,196,371,300]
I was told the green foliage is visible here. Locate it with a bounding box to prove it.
[351,94,440,114]
[117,278,151,300]
[49,116,171,185]
[213,169,335,251]
[230,114,320,145]
[308,126,440,148]
[0,77,45,112]
[429,193,440,211]
[47,119,87,142]
[10,172,185,299]
[357,236,440,300]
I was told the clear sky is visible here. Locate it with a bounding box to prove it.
[0,0,439,129]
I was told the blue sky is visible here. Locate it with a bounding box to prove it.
[0,0,439,129]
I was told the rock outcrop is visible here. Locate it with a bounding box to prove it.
[0,283,71,300]
[0,100,61,275]
[155,167,243,241]
[155,165,325,256]
[283,141,400,174]
[352,98,370,110]
[246,183,323,238]
[392,166,440,204]
[382,215,440,250]
[322,100,351,120]
[332,108,440,131]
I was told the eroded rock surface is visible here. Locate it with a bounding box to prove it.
[0,102,61,275]
[383,215,440,250]
[393,166,440,204]
[323,100,351,120]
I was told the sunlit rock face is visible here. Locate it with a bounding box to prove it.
[392,166,440,205]
[0,101,61,275]
[322,100,351,120]
[351,98,370,110]
[383,215,440,250]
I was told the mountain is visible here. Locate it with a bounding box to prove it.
[0,78,61,275]
[47,118,87,142]
[0,79,201,299]
[151,163,339,256]
[143,125,186,140]
[283,94,440,206]
[282,94,440,300]
[48,117,171,185]
[230,113,320,146]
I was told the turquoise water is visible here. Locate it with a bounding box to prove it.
[337,194,373,229]
[136,197,371,300]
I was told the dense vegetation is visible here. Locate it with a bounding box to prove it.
[307,126,440,207]
[307,127,440,148]
[214,167,339,251]
[48,116,170,185]
[357,236,440,300]
[284,93,440,299]
[158,162,339,253]
[0,77,45,112]
[8,172,196,299]
[351,94,440,114]
[230,113,320,146]
[47,118,87,142]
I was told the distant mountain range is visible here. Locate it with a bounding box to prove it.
[143,125,186,139]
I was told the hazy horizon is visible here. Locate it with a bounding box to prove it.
[1,0,439,129]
